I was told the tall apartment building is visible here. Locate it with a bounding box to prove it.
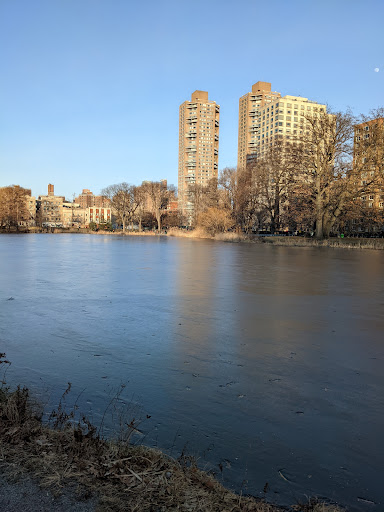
[178,90,219,215]
[238,82,327,168]
[255,94,327,160]
[238,82,280,170]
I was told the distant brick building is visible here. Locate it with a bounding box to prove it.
[74,189,110,209]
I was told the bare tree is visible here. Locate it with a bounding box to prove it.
[142,181,170,232]
[0,185,31,231]
[294,108,384,239]
[341,194,384,235]
[284,181,314,234]
[187,178,226,227]
[101,183,140,231]
[133,184,148,232]
[245,143,300,233]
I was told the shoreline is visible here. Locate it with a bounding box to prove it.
[2,227,384,250]
[0,375,344,512]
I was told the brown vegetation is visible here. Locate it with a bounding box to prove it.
[0,185,32,231]
[0,354,344,512]
[257,235,384,250]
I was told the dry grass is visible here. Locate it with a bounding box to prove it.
[167,227,212,239]
[292,500,345,512]
[167,228,247,242]
[258,236,384,250]
[0,355,345,512]
[214,232,247,242]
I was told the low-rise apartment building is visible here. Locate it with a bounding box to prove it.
[38,184,65,227]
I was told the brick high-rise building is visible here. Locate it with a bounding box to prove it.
[178,90,219,215]
[238,82,280,170]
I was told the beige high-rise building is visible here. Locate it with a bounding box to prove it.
[256,94,327,159]
[178,90,219,215]
[238,82,280,170]
[238,82,328,168]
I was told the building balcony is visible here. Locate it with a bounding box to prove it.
[187,103,197,109]
[215,135,219,141]
[214,149,218,155]
[215,120,219,127]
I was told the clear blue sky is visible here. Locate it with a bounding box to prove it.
[1,0,383,200]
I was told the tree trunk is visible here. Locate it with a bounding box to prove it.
[315,214,324,239]
[270,215,276,234]
[315,176,324,239]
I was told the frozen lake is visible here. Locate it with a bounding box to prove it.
[0,233,383,511]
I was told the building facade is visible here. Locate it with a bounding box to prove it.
[354,118,384,211]
[25,195,37,226]
[255,94,327,159]
[238,82,280,170]
[74,189,110,208]
[62,202,86,227]
[86,207,112,226]
[178,90,220,215]
[238,82,327,168]
[38,184,65,227]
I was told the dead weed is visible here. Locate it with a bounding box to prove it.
[0,355,344,512]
